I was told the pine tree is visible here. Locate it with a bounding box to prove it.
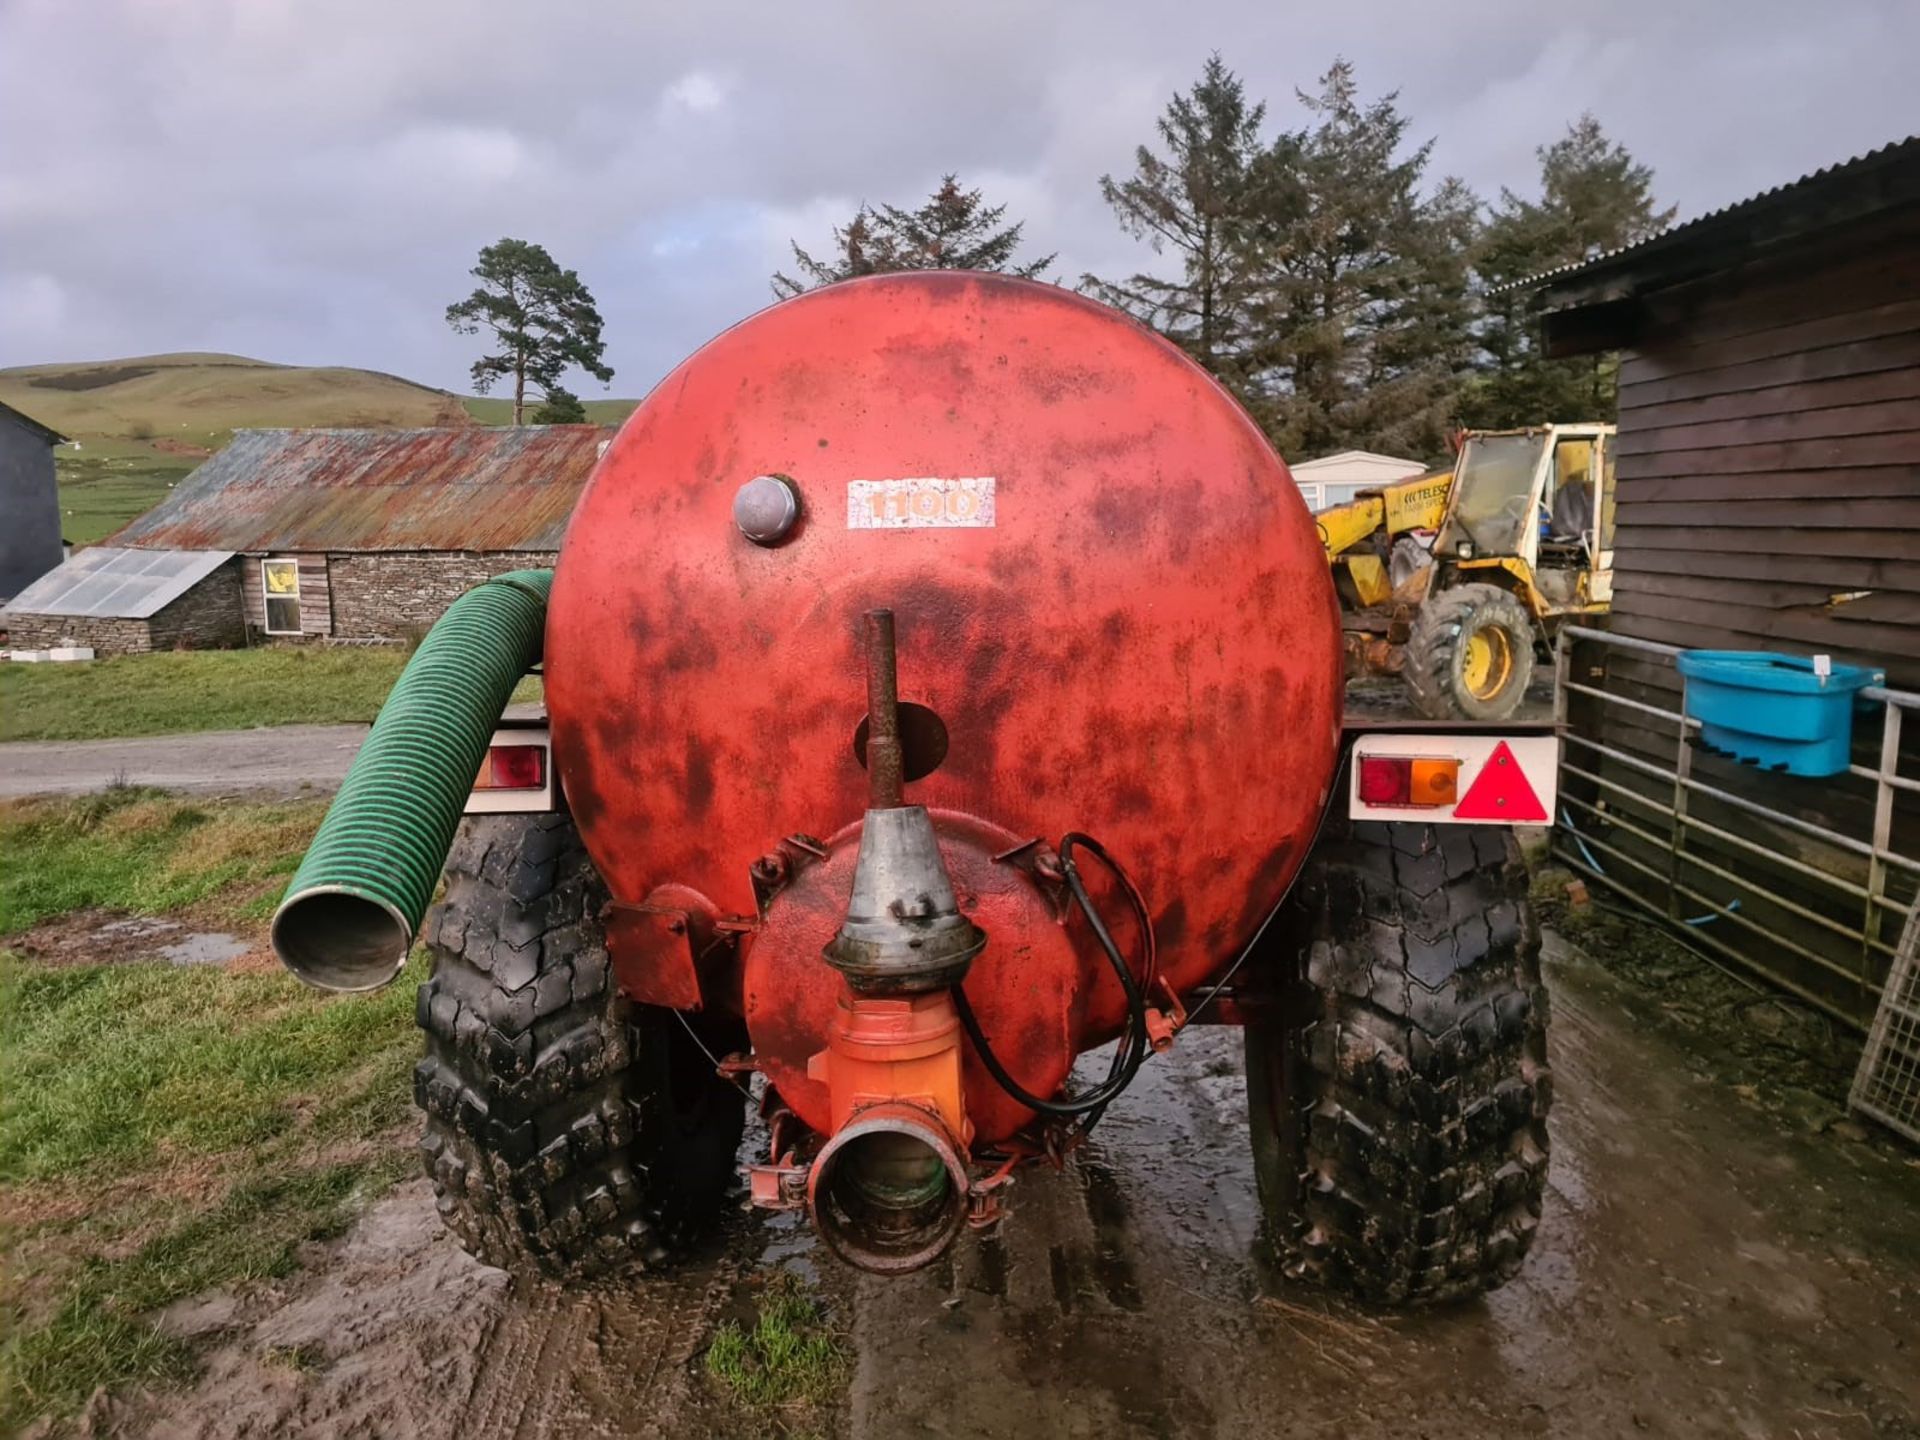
[878,177,1054,274]
[772,177,1051,298]
[1462,116,1675,427]
[446,238,613,425]
[530,387,587,424]
[771,211,902,298]
[1238,61,1479,461]
[1082,55,1288,394]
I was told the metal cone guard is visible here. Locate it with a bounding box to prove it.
[821,608,987,994]
[823,804,986,993]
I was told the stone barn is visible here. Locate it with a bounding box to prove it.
[3,547,243,653]
[5,426,610,653]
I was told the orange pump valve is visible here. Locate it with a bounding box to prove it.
[807,990,972,1148]
[804,989,975,1273]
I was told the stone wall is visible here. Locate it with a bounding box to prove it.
[5,612,155,654]
[326,551,559,639]
[4,559,246,656]
[150,560,246,649]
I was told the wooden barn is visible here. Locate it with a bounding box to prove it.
[1519,137,1920,1045]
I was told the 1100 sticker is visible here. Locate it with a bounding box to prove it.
[847,477,996,529]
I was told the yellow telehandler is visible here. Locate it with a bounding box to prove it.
[1318,423,1617,721]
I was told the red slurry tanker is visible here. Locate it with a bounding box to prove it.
[273,272,1556,1300]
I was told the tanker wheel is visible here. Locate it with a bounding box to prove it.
[1403,582,1536,721]
[414,813,746,1278]
[1245,813,1551,1305]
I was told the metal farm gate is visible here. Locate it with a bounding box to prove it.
[1550,626,1920,1139]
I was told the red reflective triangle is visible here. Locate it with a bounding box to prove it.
[1453,740,1548,823]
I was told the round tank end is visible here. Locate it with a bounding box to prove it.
[271,887,413,993]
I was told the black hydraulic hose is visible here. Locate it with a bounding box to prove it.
[954,833,1155,1122]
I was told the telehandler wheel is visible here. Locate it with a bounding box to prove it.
[1245,815,1551,1305]
[414,814,745,1279]
[1403,582,1536,721]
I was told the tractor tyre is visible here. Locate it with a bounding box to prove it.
[1404,582,1536,721]
[414,813,745,1279]
[1245,814,1551,1305]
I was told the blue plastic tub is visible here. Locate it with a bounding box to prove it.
[1675,650,1882,778]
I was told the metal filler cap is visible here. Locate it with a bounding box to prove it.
[733,474,800,545]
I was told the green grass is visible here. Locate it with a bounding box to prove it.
[0,950,418,1179]
[0,788,423,1429]
[460,394,639,426]
[55,440,201,545]
[0,351,480,543]
[0,353,468,442]
[0,647,543,742]
[705,1273,849,1418]
[0,786,326,933]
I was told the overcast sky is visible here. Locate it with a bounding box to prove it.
[2,0,1914,398]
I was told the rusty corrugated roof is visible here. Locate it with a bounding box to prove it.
[108,425,612,553]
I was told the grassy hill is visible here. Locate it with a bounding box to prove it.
[460,394,639,426]
[0,354,476,544]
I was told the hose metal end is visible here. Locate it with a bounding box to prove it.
[271,886,414,993]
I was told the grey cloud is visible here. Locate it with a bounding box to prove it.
[3,0,1914,395]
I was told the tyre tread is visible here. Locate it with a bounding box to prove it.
[414,814,742,1279]
[1404,582,1537,722]
[1249,816,1551,1305]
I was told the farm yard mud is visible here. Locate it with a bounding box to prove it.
[56,940,1920,1440]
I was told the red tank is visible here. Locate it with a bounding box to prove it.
[545,272,1342,1149]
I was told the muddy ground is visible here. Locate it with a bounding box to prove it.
[66,935,1920,1440]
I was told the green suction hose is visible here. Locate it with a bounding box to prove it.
[270,569,552,991]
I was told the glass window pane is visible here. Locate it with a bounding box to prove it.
[262,561,301,634]
[1436,434,1548,556]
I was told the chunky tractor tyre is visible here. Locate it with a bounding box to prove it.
[414,814,745,1278]
[1246,815,1551,1305]
[1404,582,1537,721]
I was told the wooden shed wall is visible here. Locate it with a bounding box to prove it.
[1607,206,1920,686]
[1564,205,1920,1025]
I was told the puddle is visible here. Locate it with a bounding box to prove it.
[8,907,257,969]
[157,932,252,966]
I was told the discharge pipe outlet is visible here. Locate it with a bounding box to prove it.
[808,1100,971,1274]
[270,569,552,992]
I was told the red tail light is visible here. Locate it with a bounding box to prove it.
[1357,754,1462,809]
[1358,755,1412,805]
[478,744,547,790]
